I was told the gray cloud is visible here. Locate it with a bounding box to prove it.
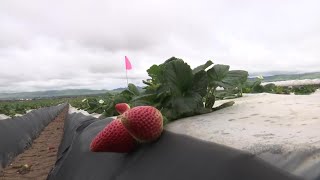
[1,0,320,92]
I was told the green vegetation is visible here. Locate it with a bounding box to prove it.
[251,72,320,82]
[0,99,66,117]
[243,78,319,95]
[291,85,319,95]
[0,89,113,100]
[72,85,141,117]
[2,57,318,121]
[0,96,99,117]
[72,57,248,122]
[131,57,247,121]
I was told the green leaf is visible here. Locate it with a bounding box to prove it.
[207,64,230,87]
[132,93,156,101]
[128,83,140,96]
[142,80,152,86]
[114,93,130,104]
[192,70,208,97]
[87,98,99,109]
[172,93,202,115]
[219,70,249,88]
[263,83,276,93]
[146,64,163,84]
[121,89,134,96]
[252,78,262,88]
[138,57,210,121]
[131,94,157,106]
[163,59,193,95]
[192,60,213,74]
[164,56,182,63]
[161,92,203,121]
[228,70,248,84]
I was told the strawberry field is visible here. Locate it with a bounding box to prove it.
[1,57,318,121]
[68,57,249,122]
[0,103,67,178]
[1,57,318,180]
[0,99,65,117]
[68,57,319,123]
[0,97,93,118]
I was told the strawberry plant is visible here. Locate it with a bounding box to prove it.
[205,64,248,108]
[78,84,142,117]
[132,57,248,121]
[0,98,69,117]
[243,78,264,93]
[292,85,317,95]
[242,78,319,95]
[132,57,210,121]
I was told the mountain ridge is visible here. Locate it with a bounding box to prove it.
[1,72,320,100]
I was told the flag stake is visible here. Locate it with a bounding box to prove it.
[124,56,132,88]
[126,69,128,87]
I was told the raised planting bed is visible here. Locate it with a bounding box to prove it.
[0,107,68,179]
[0,103,68,172]
[47,112,300,180]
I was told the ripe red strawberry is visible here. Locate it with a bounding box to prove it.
[115,103,130,115]
[90,119,136,153]
[119,106,163,142]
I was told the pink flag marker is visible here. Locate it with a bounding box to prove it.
[125,56,132,70]
[124,56,132,86]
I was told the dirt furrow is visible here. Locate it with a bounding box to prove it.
[0,107,68,180]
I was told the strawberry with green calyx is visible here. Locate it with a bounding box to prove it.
[115,103,130,115]
[90,119,136,153]
[119,106,163,143]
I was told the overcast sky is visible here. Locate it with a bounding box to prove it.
[1,0,320,92]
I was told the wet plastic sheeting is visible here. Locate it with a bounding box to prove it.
[57,112,97,157]
[0,103,67,170]
[48,113,301,180]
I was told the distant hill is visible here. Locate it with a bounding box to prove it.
[0,86,146,100]
[0,89,110,100]
[249,72,320,82]
[112,86,145,93]
[1,72,319,100]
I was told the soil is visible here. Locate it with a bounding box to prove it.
[0,107,68,180]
